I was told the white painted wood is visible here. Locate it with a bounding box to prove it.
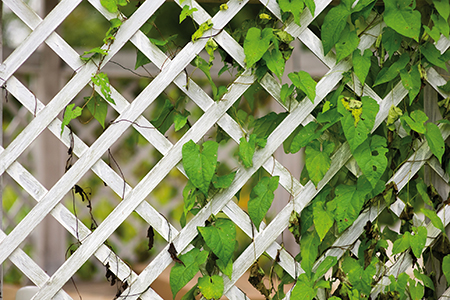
[2,0,450,299]
[0,0,81,83]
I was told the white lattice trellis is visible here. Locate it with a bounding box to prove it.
[1,0,450,299]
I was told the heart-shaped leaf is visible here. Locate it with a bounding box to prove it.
[244,27,273,68]
[182,140,218,196]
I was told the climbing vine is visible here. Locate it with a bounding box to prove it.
[61,0,450,299]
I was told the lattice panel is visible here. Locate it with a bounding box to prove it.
[1,0,450,299]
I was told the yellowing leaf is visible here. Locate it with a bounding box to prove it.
[198,275,224,299]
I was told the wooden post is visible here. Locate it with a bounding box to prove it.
[33,0,67,275]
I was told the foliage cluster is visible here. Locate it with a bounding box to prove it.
[63,0,450,299]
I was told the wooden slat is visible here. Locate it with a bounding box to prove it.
[2,0,450,299]
[0,0,168,264]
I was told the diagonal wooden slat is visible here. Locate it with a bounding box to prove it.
[2,0,450,299]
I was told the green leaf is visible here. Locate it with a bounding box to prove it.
[212,172,236,189]
[335,26,360,63]
[198,275,224,299]
[321,2,351,55]
[291,273,317,300]
[387,105,403,130]
[312,256,337,282]
[288,71,317,103]
[400,64,422,104]
[173,110,190,131]
[409,279,424,300]
[383,0,421,41]
[278,0,304,25]
[353,135,388,188]
[438,80,450,93]
[327,176,372,233]
[100,0,118,13]
[182,140,218,196]
[422,42,448,71]
[91,72,115,105]
[425,122,445,163]
[183,180,198,216]
[86,94,108,128]
[205,38,218,64]
[431,14,450,38]
[381,27,402,58]
[416,180,434,207]
[413,269,435,291]
[410,226,427,258]
[180,5,198,23]
[313,199,334,241]
[305,140,334,187]
[80,47,108,61]
[434,0,450,21]
[352,49,372,85]
[303,0,315,16]
[402,110,428,134]
[392,231,411,254]
[424,24,441,42]
[152,99,175,134]
[248,176,280,229]
[192,56,219,100]
[374,53,410,86]
[300,231,320,279]
[149,37,169,47]
[263,48,285,80]
[135,50,151,69]
[290,122,321,153]
[104,18,122,44]
[170,248,209,298]
[198,218,236,265]
[180,284,199,300]
[216,258,233,279]
[238,134,257,168]
[280,83,295,105]
[244,27,274,68]
[422,208,445,233]
[443,255,450,285]
[252,112,287,140]
[61,104,82,135]
[192,19,213,42]
[339,96,379,152]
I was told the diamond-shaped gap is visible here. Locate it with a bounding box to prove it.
[1,174,37,235]
[103,212,152,270]
[63,256,118,297]
[65,81,121,147]
[98,123,159,188]
[1,90,35,149]
[140,83,204,145]
[185,50,237,103]
[57,0,111,52]
[3,4,34,49]
[6,123,67,190]
[132,1,196,62]
[102,41,159,93]
[64,169,120,232]
[233,249,294,299]
[146,167,187,231]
